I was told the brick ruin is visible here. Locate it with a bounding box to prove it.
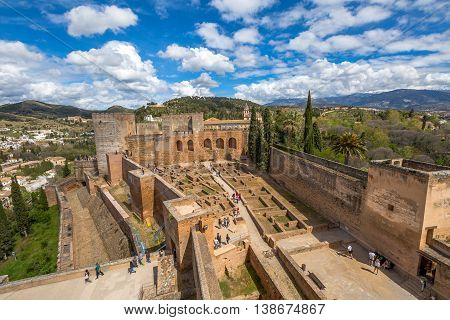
[2,112,448,300]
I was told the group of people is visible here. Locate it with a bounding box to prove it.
[84,262,105,284]
[128,250,152,274]
[218,216,231,228]
[344,246,394,275]
[232,192,241,204]
[214,232,231,249]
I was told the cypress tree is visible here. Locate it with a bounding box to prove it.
[38,188,49,211]
[262,108,274,171]
[313,122,322,151]
[62,159,71,177]
[0,203,13,259]
[11,176,29,237]
[256,124,268,171]
[303,91,314,154]
[248,106,259,162]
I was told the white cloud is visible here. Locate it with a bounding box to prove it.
[64,5,138,37]
[211,0,276,22]
[171,73,218,97]
[0,40,169,109]
[196,22,234,50]
[261,3,306,29]
[234,58,450,103]
[233,27,262,44]
[233,46,270,68]
[158,44,235,74]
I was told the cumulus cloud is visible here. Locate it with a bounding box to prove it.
[234,59,450,103]
[233,46,270,68]
[0,40,168,109]
[64,5,138,37]
[211,0,276,22]
[171,73,219,97]
[233,27,262,44]
[196,22,234,50]
[158,44,234,74]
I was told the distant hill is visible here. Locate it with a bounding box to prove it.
[266,89,450,111]
[105,105,133,113]
[0,100,93,120]
[135,96,261,121]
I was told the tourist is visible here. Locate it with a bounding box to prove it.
[226,234,230,244]
[214,238,219,249]
[347,245,353,259]
[138,253,144,265]
[420,277,427,292]
[128,260,136,274]
[84,270,91,284]
[145,250,151,263]
[95,262,104,279]
[218,218,222,229]
[368,251,376,266]
[374,259,381,275]
[133,256,139,268]
[159,249,164,258]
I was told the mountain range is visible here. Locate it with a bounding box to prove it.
[265,89,450,111]
[0,89,448,120]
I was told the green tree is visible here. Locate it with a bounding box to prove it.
[248,106,259,162]
[11,176,29,237]
[312,122,322,151]
[38,188,49,212]
[0,203,14,259]
[262,108,274,170]
[256,124,268,171]
[62,159,71,177]
[303,91,314,153]
[331,132,367,165]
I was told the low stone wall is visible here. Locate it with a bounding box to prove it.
[192,230,223,300]
[277,247,327,300]
[213,240,249,278]
[44,185,58,207]
[0,259,130,294]
[247,246,284,300]
[99,188,139,255]
[55,187,74,271]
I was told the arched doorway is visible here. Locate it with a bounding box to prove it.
[204,139,212,149]
[176,140,183,151]
[188,140,194,151]
[216,138,224,149]
[228,137,237,149]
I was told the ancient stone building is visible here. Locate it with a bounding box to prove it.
[93,113,248,175]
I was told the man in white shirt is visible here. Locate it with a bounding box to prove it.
[347,245,353,259]
[369,251,376,266]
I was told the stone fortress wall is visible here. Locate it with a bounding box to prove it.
[93,112,247,175]
[270,145,450,298]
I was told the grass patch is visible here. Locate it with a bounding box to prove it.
[0,206,59,281]
[219,263,265,299]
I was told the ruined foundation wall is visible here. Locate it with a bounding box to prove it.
[270,147,367,237]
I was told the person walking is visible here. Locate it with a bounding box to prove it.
[373,259,381,275]
[145,250,151,263]
[95,262,104,279]
[84,270,91,284]
[218,218,222,229]
[347,245,353,259]
[420,277,427,292]
[138,252,144,265]
[226,234,230,244]
[368,251,376,266]
[128,260,136,274]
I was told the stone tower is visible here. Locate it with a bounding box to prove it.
[92,113,136,175]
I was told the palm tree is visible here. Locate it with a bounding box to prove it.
[331,132,367,165]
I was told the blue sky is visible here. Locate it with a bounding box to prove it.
[0,0,449,109]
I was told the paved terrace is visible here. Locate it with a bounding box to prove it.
[0,260,155,300]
